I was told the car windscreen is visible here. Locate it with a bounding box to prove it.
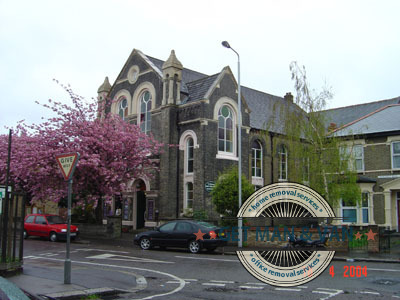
[46,216,65,224]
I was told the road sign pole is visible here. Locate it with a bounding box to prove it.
[56,152,79,285]
[64,178,72,284]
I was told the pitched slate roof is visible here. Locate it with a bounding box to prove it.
[242,87,294,133]
[333,104,400,136]
[322,96,400,128]
[146,54,291,132]
[185,73,220,103]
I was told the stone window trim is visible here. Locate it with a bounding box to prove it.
[278,144,288,181]
[131,82,156,115]
[214,97,240,160]
[112,89,131,117]
[391,141,400,170]
[139,90,152,134]
[179,130,199,150]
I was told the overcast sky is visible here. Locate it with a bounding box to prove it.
[1,0,399,134]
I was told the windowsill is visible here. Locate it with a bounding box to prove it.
[278,178,288,182]
[216,153,238,161]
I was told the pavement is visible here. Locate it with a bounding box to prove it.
[2,231,400,300]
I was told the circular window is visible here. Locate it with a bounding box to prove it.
[128,65,140,84]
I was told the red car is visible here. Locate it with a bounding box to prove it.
[24,214,79,242]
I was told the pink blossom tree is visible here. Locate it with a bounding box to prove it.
[0,81,164,221]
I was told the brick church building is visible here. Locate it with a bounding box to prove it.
[97,49,296,229]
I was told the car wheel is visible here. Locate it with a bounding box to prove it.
[140,237,151,250]
[23,230,28,239]
[49,232,57,242]
[189,240,201,254]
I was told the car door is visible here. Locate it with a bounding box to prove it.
[34,215,48,237]
[152,222,177,247]
[173,222,195,247]
[24,215,36,236]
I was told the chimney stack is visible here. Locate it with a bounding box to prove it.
[284,92,293,103]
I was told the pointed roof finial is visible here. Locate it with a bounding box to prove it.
[97,76,111,93]
[162,50,183,70]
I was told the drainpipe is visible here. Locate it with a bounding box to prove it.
[269,132,274,183]
[176,109,181,219]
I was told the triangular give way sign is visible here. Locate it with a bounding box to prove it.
[55,153,80,181]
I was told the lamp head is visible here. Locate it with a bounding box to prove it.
[221,41,231,49]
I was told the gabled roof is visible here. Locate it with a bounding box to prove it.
[322,96,400,128]
[333,104,400,136]
[113,49,292,133]
[185,73,220,103]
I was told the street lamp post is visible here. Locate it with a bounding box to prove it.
[222,41,242,248]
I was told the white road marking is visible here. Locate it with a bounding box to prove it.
[210,280,235,284]
[240,286,264,290]
[166,281,184,284]
[356,291,380,295]
[183,279,198,282]
[393,295,400,298]
[275,288,301,292]
[298,286,308,289]
[245,282,268,286]
[76,248,129,254]
[86,253,173,264]
[368,268,400,272]
[174,255,238,262]
[202,283,226,287]
[313,288,343,300]
[24,256,185,300]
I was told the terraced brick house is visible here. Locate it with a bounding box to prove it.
[324,99,400,231]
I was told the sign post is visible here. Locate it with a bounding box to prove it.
[55,152,80,284]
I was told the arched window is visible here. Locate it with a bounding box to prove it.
[185,182,194,209]
[186,138,194,174]
[139,90,152,134]
[278,144,288,181]
[252,140,262,178]
[119,98,128,120]
[218,105,234,153]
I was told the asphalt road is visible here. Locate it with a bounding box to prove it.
[20,238,400,299]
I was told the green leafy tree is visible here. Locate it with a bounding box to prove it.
[267,62,360,207]
[211,167,254,225]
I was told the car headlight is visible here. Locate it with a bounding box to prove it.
[76,228,79,231]
[61,229,67,233]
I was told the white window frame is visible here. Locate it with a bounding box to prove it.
[392,141,400,170]
[138,90,152,134]
[341,199,357,224]
[184,182,194,210]
[340,192,371,225]
[186,138,194,174]
[118,97,128,120]
[354,145,364,172]
[251,140,263,178]
[214,98,239,160]
[278,144,288,181]
[339,144,364,172]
